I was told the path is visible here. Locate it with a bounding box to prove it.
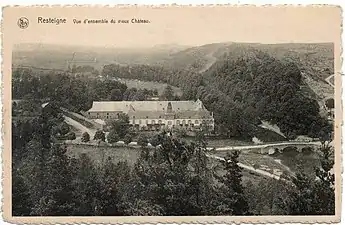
[325,74,335,88]
[63,115,96,138]
[207,141,321,152]
[207,154,285,181]
[198,52,217,73]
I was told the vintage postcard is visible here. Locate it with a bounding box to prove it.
[1,5,342,224]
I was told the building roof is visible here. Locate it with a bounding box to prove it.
[88,100,209,114]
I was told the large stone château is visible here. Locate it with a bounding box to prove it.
[85,99,214,131]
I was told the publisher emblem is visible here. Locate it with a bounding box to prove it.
[18,17,29,29]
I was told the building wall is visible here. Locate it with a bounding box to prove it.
[87,111,122,119]
[86,110,215,131]
[129,118,214,131]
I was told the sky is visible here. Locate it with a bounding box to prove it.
[3,6,342,48]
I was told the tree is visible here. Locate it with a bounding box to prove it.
[59,122,70,136]
[217,151,249,215]
[148,134,161,147]
[132,133,218,216]
[94,130,105,142]
[67,132,76,140]
[282,143,335,215]
[161,85,174,101]
[123,133,133,145]
[109,113,130,139]
[72,154,101,215]
[97,158,132,216]
[109,88,123,101]
[32,145,75,216]
[137,134,148,148]
[81,132,90,142]
[325,98,334,109]
[12,172,33,216]
[107,130,120,144]
[153,89,159,96]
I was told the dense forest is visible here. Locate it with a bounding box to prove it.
[12,104,335,216]
[102,48,332,140]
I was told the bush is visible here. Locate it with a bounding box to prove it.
[137,134,149,148]
[67,132,76,140]
[59,122,70,135]
[81,132,90,142]
[107,130,120,144]
[176,129,187,138]
[94,130,105,142]
[149,134,161,147]
[123,133,133,145]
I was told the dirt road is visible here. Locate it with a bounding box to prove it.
[207,154,285,181]
[63,115,96,138]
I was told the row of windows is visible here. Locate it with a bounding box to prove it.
[131,119,213,125]
[132,115,196,119]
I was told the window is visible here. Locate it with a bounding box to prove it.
[107,113,109,115]
[158,120,162,124]
[88,112,90,115]
[152,120,155,124]
[176,120,180,124]
[146,120,149,124]
[188,120,192,124]
[146,116,149,119]
[195,120,199,124]
[168,121,172,125]
[133,116,135,119]
[139,120,142,124]
[159,116,162,118]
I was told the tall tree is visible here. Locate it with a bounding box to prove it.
[32,144,75,216]
[12,172,33,216]
[217,151,249,215]
[72,154,101,215]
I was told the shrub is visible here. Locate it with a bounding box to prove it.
[123,133,133,145]
[59,122,70,135]
[137,134,149,148]
[67,132,76,140]
[81,132,90,142]
[176,129,187,138]
[149,134,161,147]
[107,130,120,144]
[94,130,105,142]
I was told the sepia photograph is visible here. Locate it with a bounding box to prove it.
[1,5,342,223]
